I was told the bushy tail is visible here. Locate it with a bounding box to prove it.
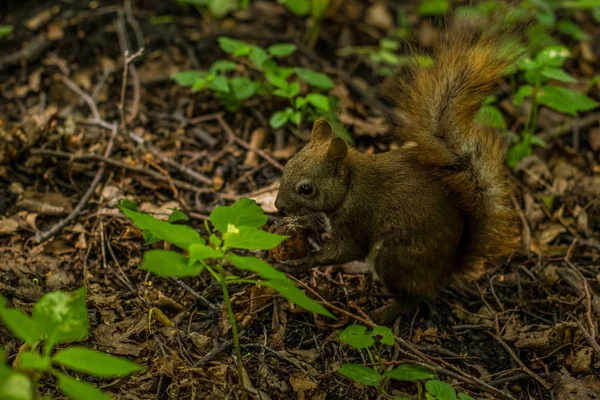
[381,18,524,279]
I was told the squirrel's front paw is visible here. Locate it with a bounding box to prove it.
[274,257,313,273]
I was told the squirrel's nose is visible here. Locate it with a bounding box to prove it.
[275,197,285,213]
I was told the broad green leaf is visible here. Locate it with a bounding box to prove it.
[338,364,382,386]
[458,394,476,400]
[306,93,330,111]
[295,68,334,90]
[417,0,450,15]
[118,198,138,211]
[0,307,41,345]
[280,0,311,16]
[475,105,506,130]
[209,60,238,74]
[562,0,600,9]
[209,198,268,233]
[119,204,203,251]
[290,111,302,126]
[189,243,221,265]
[226,254,287,280]
[372,325,394,345]
[19,352,50,372]
[538,85,599,115]
[265,70,290,89]
[56,372,112,400]
[311,0,331,18]
[507,140,532,169]
[218,37,251,56]
[208,0,236,17]
[142,250,203,277]
[0,25,13,38]
[0,370,33,400]
[339,325,374,349]
[540,68,576,83]
[167,209,190,223]
[210,234,223,247]
[270,111,289,128]
[191,78,207,92]
[535,46,570,68]
[268,43,297,57]
[557,20,591,41]
[295,96,307,109]
[425,380,457,400]
[385,364,436,381]
[208,75,230,93]
[513,85,533,105]
[32,287,88,351]
[249,46,269,68]
[230,77,257,100]
[223,225,286,250]
[53,347,144,377]
[171,70,204,87]
[261,279,334,317]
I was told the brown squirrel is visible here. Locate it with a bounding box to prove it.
[274,21,522,320]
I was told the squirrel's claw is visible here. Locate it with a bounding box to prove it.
[274,257,313,273]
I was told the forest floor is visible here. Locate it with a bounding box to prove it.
[1,1,599,399]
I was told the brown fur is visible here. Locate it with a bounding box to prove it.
[274,20,522,316]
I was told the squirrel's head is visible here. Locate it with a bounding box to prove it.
[275,119,349,216]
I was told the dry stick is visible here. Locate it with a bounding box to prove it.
[216,114,284,171]
[169,278,217,311]
[194,330,247,367]
[572,317,600,361]
[35,124,118,243]
[287,276,515,400]
[30,149,206,193]
[565,239,597,338]
[118,47,144,131]
[487,332,551,391]
[540,111,600,140]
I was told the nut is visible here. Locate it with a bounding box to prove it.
[268,217,309,262]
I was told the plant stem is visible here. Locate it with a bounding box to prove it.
[217,260,248,400]
[524,83,540,138]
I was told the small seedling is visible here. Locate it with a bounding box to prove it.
[0,25,13,38]
[176,0,248,18]
[0,288,144,400]
[337,324,476,400]
[119,198,334,397]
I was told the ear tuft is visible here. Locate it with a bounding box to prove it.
[330,137,348,160]
[310,119,334,144]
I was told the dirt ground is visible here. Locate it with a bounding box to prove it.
[1,1,599,399]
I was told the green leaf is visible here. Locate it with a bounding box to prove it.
[226,254,287,280]
[171,70,204,87]
[209,198,268,233]
[295,68,335,90]
[53,347,144,377]
[223,225,286,250]
[249,46,269,68]
[540,68,576,83]
[0,307,41,346]
[562,0,600,9]
[230,77,257,100]
[56,372,112,400]
[265,70,290,89]
[339,325,374,349]
[457,394,476,400]
[208,75,230,93]
[119,205,203,251]
[475,105,506,129]
[268,43,297,57]
[557,20,591,41]
[0,371,34,400]
[306,93,330,111]
[0,25,13,38]
[261,279,334,317]
[507,140,532,169]
[19,352,50,372]
[167,209,190,223]
[425,380,457,400]
[209,60,238,74]
[295,96,307,109]
[338,364,382,386]
[417,0,450,15]
[538,85,599,115]
[118,198,138,211]
[270,111,289,128]
[142,250,203,277]
[218,37,251,56]
[513,85,533,105]
[372,325,394,345]
[280,0,311,16]
[384,364,436,381]
[32,287,88,351]
[535,46,570,68]
[191,78,207,92]
[290,111,302,126]
[189,243,221,265]
[207,0,236,17]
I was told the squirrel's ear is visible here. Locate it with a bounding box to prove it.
[329,137,348,160]
[310,119,334,144]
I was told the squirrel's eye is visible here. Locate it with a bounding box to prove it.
[298,184,313,196]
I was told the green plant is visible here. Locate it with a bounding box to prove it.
[176,0,248,18]
[0,25,13,38]
[507,45,598,167]
[0,288,144,400]
[337,325,476,400]
[171,37,339,133]
[119,198,334,397]
[418,0,450,16]
[277,0,331,46]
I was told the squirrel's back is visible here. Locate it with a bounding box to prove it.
[380,19,522,281]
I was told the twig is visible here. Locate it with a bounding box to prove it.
[540,112,600,140]
[565,239,598,336]
[571,317,600,361]
[216,115,284,171]
[194,330,246,367]
[119,48,144,131]
[169,278,218,311]
[0,34,52,72]
[487,332,551,391]
[240,343,309,374]
[35,125,118,243]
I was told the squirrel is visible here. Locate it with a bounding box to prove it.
[274,20,522,321]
